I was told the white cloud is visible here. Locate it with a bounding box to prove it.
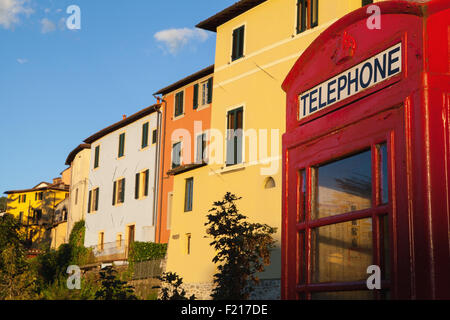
[16,58,28,64]
[40,17,55,33]
[154,28,209,55]
[0,0,33,29]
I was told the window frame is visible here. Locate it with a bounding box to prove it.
[231,24,245,61]
[94,145,100,169]
[296,0,319,34]
[174,90,185,118]
[118,132,126,158]
[184,178,194,212]
[226,106,244,166]
[171,141,182,169]
[113,178,126,206]
[142,121,150,149]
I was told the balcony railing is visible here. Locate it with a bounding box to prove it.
[89,241,129,263]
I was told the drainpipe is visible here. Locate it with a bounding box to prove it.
[153,95,168,243]
[152,96,165,243]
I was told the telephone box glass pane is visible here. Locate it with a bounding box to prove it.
[313,150,372,219]
[378,143,389,204]
[311,218,373,283]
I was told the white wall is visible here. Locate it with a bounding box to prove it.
[84,112,160,248]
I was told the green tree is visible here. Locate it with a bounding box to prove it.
[205,193,277,300]
[95,266,138,300]
[0,215,37,300]
[0,197,7,212]
[157,272,196,300]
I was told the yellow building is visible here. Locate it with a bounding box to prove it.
[4,178,70,249]
[165,0,380,299]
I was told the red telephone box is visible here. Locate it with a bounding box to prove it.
[282,0,450,300]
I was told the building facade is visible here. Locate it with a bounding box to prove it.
[154,65,214,245]
[83,104,162,263]
[4,179,70,249]
[65,144,91,240]
[163,0,380,299]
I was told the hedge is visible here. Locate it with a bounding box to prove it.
[128,242,167,263]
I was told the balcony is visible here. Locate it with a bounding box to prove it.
[89,241,129,264]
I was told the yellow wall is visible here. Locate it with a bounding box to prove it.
[6,188,69,247]
[166,0,374,284]
[50,221,68,250]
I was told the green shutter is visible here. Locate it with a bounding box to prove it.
[144,170,149,197]
[142,123,149,148]
[88,190,92,213]
[94,146,100,168]
[112,181,117,205]
[135,173,140,199]
[120,179,125,203]
[193,84,199,109]
[119,133,125,157]
[207,78,213,104]
[95,188,99,211]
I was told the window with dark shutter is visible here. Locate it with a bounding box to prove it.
[88,190,92,213]
[144,170,149,197]
[232,26,245,61]
[94,188,99,211]
[184,178,193,212]
[193,84,199,109]
[118,133,125,158]
[207,78,213,104]
[175,91,184,117]
[142,122,149,149]
[226,107,244,166]
[135,173,140,199]
[196,133,207,163]
[119,179,125,203]
[362,0,373,6]
[94,145,100,168]
[152,129,158,144]
[297,0,318,34]
[112,181,117,205]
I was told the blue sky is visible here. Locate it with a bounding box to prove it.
[0,0,235,194]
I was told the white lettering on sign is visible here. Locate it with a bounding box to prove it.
[298,42,402,120]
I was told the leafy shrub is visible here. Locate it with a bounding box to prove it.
[205,192,277,300]
[95,266,138,300]
[128,242,167,263]
[156,272,195,300]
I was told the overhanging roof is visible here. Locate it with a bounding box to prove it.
[196,0,267,32]
[65,144,91,166]
[154,65,214,96]
[84,104,161,144]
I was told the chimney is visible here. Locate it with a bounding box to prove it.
[122,114,127,120]
[157,97,161,104]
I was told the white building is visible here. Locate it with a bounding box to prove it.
[83,104,162,262]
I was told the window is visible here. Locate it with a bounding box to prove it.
[152,129,158,144]
[186,233,192,255]
[193,83,199,109]
[75,188,78,205]
[172,142,182,169]
[362,0,373,6]
[175,91,184,117]
[88,187,99,213]
[232,25,245,61]
[94,145,100,168]
[226,107,244,166]
[19,212,23,224]
[184,178,193,212]
[99,232,104,251]
[295,143,391,299]
[22,194,26,203]
[296,0,318,34]
[113,178,126,205]
[118,133,126,158]
[142,122,149,149]
[116,234,122,249]
[135,169,149,199]
[196,133,207,163]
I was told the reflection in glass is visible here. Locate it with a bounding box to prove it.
[311,290,374,300]
[313,150,372,219]
[311,218,373,283]
[299,170,306,222]
[381,215,391,280]
[298,231,306,285]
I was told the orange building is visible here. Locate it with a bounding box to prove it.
[154,65,214,243]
